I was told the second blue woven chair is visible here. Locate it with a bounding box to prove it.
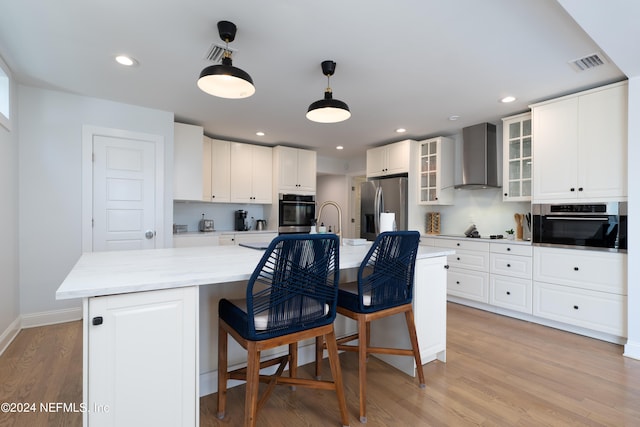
[316,230,424,423]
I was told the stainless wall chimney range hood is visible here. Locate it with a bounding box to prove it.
[454,122,501,189]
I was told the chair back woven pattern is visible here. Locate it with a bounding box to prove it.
[246,234,340,340]
[357,231,420,312]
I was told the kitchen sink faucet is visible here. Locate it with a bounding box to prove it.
[316,201,342,245]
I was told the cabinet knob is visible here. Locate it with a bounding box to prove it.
[456,281,460,284]
[570,188,576,192]
[507,247,511,251]
[444,265,449,269]
[456,243,460,247]
[456,257,461,261]
[92,316,103,326]
[574,267,579,271]
[506,291,511,295]
[578,187,584,192]
[504,193,508,197]
[573,305,579,310]
[212,195,215,199]
[507,264,511,268]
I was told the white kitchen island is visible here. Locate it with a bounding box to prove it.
[57,242,453,427]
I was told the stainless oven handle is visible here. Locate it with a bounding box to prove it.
[280,201,316,205]
[546,216,609,220]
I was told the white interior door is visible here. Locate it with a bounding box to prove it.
[83,126,164,252]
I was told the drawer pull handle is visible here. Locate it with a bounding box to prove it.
[573,305,579,310]
[444,265,449,269]
[92,316,103,326]
[506,291,511,295]
[574,267,579,271]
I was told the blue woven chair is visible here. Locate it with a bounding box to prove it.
[316,231,424,423]
[217,234,350,427]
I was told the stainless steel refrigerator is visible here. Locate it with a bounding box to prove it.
[360,175,408,241]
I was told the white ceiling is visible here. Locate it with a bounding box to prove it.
[0,0,629,159]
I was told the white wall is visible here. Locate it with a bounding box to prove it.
[0,56,19,348]
[17,86,174,317]
[625,77,639,358]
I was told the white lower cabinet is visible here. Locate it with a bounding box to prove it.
[433,238,490,304]
[86,287,198,426]
[533,246,627,337]
[490,275,532,313]
[533,281,626,336]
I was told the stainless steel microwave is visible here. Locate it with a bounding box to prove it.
[532,202,627,252]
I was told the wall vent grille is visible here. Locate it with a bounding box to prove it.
[569,52,607,71]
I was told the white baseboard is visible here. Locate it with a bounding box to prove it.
[0,316,21,356]
[21,307,83,329]
[624,340,640,360]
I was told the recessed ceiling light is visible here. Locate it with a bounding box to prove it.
[501,96,516,103]
[115,55,137,66]
[448,115,460,121]
[395,128,406,133]
[336,146,344,150]
[256,131,265,136]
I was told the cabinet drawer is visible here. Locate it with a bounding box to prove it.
[490,253,532,279]
[447,250,490,272]
[490,275,532,314]
[490,243,532,256]
[447,269,489,303]
[435,238,490,252]
[533,281,626,336]
[533,247,626,294]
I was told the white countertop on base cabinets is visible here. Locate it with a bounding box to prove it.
[424,234,532,246]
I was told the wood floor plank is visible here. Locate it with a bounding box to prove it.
[1,303,639,426]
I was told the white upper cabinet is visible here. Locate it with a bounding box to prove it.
[274,146,316,194]
[366,139,411,178]
[417,137,454,205]
[230,142,273,204]
[203,137,231,202]
[502,112,532,202]
[531,81,627,203]
[173,123,204,201]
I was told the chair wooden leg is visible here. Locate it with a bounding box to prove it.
[325,327,351,427]
[358,316,368,423]
[405,308,426,388]
[217,323,228,419]
[289,342,298,390]
[245,343,261,427]
[315,336,324,380]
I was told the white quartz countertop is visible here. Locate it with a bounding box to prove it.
[56,243,454,300]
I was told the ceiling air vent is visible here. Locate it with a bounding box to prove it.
[203,43,236,63]
[569,52,607,72]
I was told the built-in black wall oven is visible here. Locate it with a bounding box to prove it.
[532,202,627,252]
[278,194,316,234]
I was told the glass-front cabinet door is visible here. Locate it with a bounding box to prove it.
[502,112,532,202]
[418,137,454,205]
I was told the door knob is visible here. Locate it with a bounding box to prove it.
[145,230,155,239]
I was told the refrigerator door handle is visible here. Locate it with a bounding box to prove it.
[374,185,384,235]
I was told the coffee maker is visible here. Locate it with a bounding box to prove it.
[235,210,248,231]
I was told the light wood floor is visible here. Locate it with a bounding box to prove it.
[1,303,639,426]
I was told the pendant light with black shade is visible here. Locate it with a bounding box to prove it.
[197,21,255,99]
[306,61,351,123]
